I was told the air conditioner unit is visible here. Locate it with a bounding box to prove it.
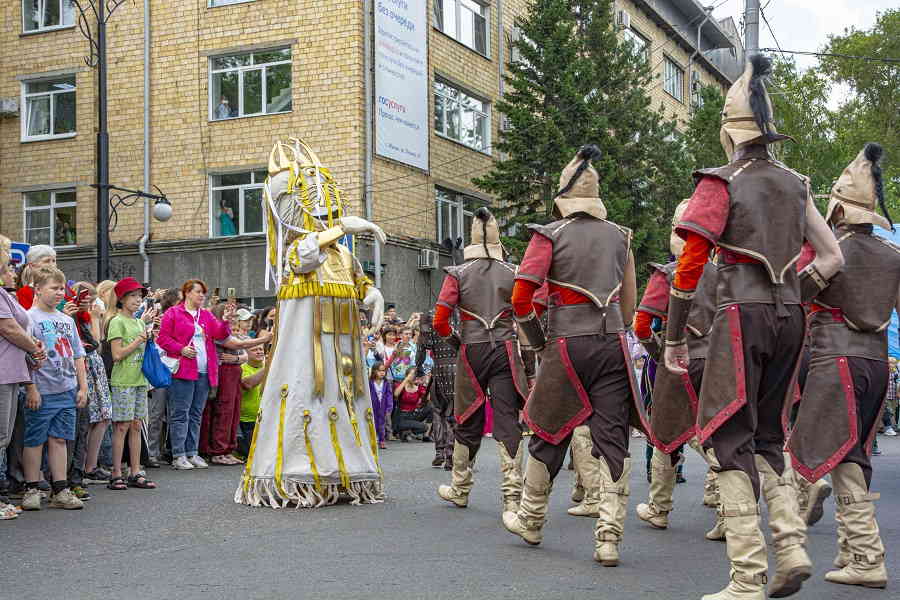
[616,10,630,30]
[0,97,19,118]
[418,248,439,270]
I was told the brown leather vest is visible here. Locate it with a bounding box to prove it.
[816,226,900,333]
[531,216,630,338]
[661,261,718,359]
[446,258,517,344]
[695,148,807,306]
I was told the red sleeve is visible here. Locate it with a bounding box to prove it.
[676,176,730,245]
[637,270,670,318]
[512,280,540,317]
[531,282,549,317]
[433,275,459,337]
[515,232,552,285]
[634,310,654,341]
[673,232,713,292]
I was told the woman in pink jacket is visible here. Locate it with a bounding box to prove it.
[157,280,241,470]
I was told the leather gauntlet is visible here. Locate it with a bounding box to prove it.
[441,330,462,351]
[798,263,829,304]
[665,287,694,346]
[638,334,662,361]
[516,311,547,352]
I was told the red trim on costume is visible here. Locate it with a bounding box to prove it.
[789,356,859,483]
[455,344,488,424]
[523,338,593,445]
[676,176,729,244]
[673,232,713,292]
[698,304,747,444]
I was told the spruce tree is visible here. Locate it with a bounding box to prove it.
[475,0,693,270]
[685,85,727,171]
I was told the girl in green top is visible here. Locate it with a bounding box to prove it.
[107,277,157,490]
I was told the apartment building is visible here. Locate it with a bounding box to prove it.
[0,0,740,312]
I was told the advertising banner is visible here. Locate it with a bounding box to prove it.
[374,0,429,171]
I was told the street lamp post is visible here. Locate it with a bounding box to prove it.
[73,0,170,281]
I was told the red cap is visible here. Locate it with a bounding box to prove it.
[114,277,147,300]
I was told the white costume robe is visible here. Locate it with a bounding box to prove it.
[235,233,384,508]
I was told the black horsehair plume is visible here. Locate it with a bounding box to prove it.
[748,54,774,136]
[555,144,602,199]
[866,142,892,230]
[475,206,492,259]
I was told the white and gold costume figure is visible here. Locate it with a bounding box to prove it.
[235,138,386,508]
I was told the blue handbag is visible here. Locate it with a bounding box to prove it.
[141,339,172,389]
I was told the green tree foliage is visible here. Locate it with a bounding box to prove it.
[475,0,692,271]
[684,84,727,171]
[821,9,900,209]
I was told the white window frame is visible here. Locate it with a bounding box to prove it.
[22,0,75,34]
[208,0,255,7]
[663,56,685,103]
[436,187,488,245]
[434,79,491,154]
[434,0,490,57]
[208,48,292,121]
[23,188,77,249]
[20,76,77,142]
[208,171,267,238]
[621,27,649,62]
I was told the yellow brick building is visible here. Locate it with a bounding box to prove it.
[0,0,739,312]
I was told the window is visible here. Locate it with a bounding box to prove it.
[210,48,292,120]
[436,187,488,245]
[210,170,267,237]
[434,80,491,153]
[22,0,74,33]
[24,189,77,247]
[209,0,254,6]
[434,0,488,56]
[21,76,76,141]
[663,57,685,102]
[622,28,649,62]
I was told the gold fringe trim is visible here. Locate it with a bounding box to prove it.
[303,410,322,492]
[329,407,351,490]
[366,408,382,476]
[278,280,359,301]
[274,384,288,497]
[234,477,384,509]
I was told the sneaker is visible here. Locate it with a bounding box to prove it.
[885,426,897,437]
[49,488,84,510]
[188,455,208,469]
[84,468,111,485]
[22,488,42,511]
[172,456,194,470]
[70,486,92,501]
[872,446,882,455]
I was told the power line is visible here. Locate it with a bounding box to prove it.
[759,7,786,61]
[758,48,900,64]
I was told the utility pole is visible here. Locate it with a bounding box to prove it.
[744,0,760,53]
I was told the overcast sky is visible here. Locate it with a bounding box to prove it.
[710,0,894,104]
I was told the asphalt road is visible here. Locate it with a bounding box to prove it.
[2,435,897,600]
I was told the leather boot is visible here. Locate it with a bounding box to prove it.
[568,426,599,517]
[569,425,589,504]
[803,478,831,527]
[636,448,676,529]
[593,457,630,566]
[824,462,887,588]
[497,439,525,513]
[755,455,811,598]
[502,456,552,546]
[701,469,767,600]
[438,442,474,508]
[706,508,727,541]
[704,468,720,508]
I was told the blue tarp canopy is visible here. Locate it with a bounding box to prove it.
[873,226,899,358]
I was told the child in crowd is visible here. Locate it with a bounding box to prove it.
[22,267,88,510]
[368,362,393,450]
[106,278,156,490]
[237,344,266,459]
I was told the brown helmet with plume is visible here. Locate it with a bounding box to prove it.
[553,145,605,219]
[826,142,892,231]
[463,207,504,261]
